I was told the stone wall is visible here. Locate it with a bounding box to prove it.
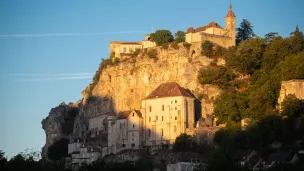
[278,79,304,109]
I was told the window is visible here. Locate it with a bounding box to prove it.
[149,106,152,112]
[175,107,177,110]
[161,128,164,137]
[133,124,134,128]
[162,116,164,121]
[161,105,164,111]
[175,100,177,103]
[132,113,134,117]
[175,116,177,120]
[156,115,158,121]
[123,48,126,53]
[148,129,151,137]
[149,117,151,122]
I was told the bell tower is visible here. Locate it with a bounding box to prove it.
[225,2,236,46]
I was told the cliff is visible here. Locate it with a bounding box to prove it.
[41,45,222,159]
[278,79,304,109]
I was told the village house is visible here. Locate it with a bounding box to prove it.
[167,152,204,171]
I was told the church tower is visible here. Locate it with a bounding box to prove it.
[225,2,236,46]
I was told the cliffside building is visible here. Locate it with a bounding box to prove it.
[102,82,195,157]
[185,3,236,48]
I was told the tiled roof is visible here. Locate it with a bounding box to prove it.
[226,9,236,18]
[186,21,223,34]
[144,82,193,100]
[121,42,140,45]
[117,110,142,119]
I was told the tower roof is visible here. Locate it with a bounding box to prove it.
[143,82,193,100]
[226,3,236,18]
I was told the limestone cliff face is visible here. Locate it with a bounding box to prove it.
[41,103,78,159]
[278,79,304,109]
[83,46,221,115]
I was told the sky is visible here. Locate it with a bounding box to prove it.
[0,0,303,158]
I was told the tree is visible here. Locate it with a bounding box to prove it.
[201,40,214,57]
[264,32,278,44]
[228,38,265,74]
[289,25,304,54]
[173,133,194,152]
[174,30,186,43]
[278,51,304,80]
[0,150,7,171]
[281,94,303,117]
[236,19,255,45]
[149,30,174,46]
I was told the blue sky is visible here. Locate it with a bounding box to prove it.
[0,0,303,158]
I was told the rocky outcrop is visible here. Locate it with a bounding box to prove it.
[41,103,78,159]
[278,79,304,109]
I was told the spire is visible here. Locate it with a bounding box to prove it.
[226,2,236,18]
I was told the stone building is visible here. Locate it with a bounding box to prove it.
[185,3,236,48]
[102,82,195,158]
[277,79,304,109]
[109,34,156,59]
[141,82,195,146]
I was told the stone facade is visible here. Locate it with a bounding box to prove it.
[185,4,236,48]
[278,79,304,109]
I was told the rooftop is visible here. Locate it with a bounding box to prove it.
[144,82,193,100]
[186,21,223,34]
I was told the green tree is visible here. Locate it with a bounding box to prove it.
[150,30,174,46]
[173,133,194,152]
[281,94,303,117]
[174,30,186,43]
[264,32,278,44]
[236,19,255,44]
[278,51,304,80]
[197,66,235,88]
[289,25,304,53]
[201,40,214,57]
[228,38,265,74]
[0,150,7,171]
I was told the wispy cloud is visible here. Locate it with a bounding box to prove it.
[0,31,149,38]
[14,75,93,82]
[1,73,94,82]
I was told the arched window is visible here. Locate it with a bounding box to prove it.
[148,129,151,137]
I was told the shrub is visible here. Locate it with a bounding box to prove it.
[147,49,158,59]
[197,66,235,88]
[214,45,227,57]
[201,40,214,57]
[183,42,191,50]
[174,30,186,43]
[171,41,179,50]
[131,48,141,57]
[161,43,169,49]
[149,30,174,46]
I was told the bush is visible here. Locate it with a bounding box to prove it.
[149,30,174,46]
[174,30,186,43]
[197,66,235,88]
[131,48,141,57]
[201,40,214,57]
[147,49,158,59]
[171,41,179,50]
[214,45,227,57]
[183,42,191,50]
[161,43,169,49]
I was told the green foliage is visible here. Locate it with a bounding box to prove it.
[147,49,158,59]
[281,94,304,117]
[170,41,179,50]
[201,40,214,57]
[174,30,186,43]
[228,37,266,75]
[213,90,249,124]
[173,133,194,152]
[110,51,116,61]
[214,45,227,57]
[264,32,278,44]
[47,139,69,160]
[161,42,169,49]
[277,51,304,80]
[197,66,235,88]
[236,19,255,45]
[183,42,191,50]
[289,25,304,54]
[149,30,174,46]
